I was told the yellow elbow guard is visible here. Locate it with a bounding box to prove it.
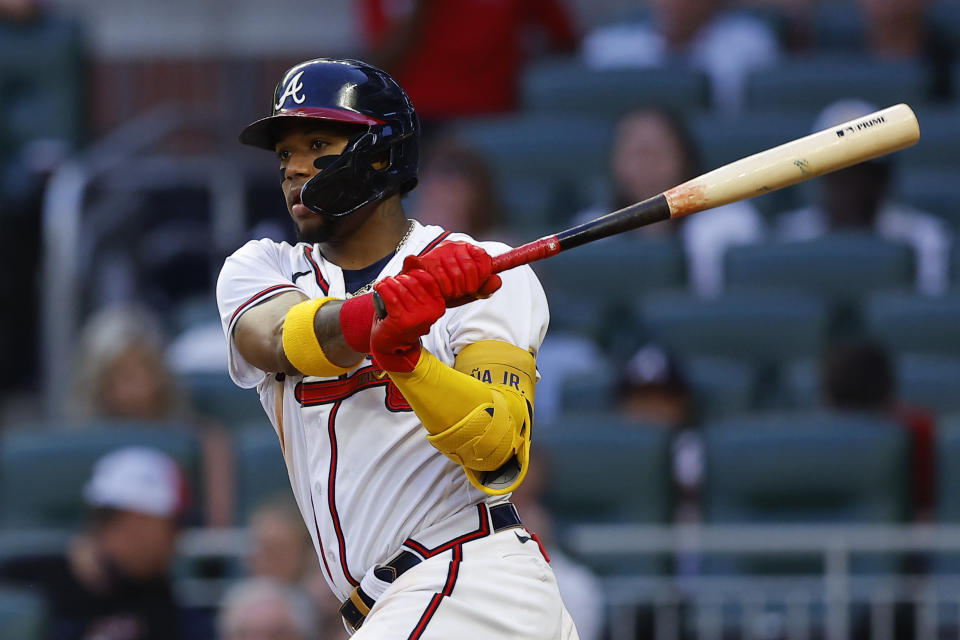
[282,297,360,377]
[388,341,536,495]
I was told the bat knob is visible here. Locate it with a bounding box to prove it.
[372,291,387,319]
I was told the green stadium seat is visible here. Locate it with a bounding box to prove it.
[0,423,202,528]
[558,367,616,412]
[637,290,829,363]
[743,55,933,111]
[934,415,960,573]
[538,413,673,574]
[865,291,960,356]
[686,357,758,418]
[895,167,960,229]
[703,412,910,574]
[535,237,685,335]
[521,59,710,117]
[899,106,960,170]
[232,426,291,524]
[182,371,269,429]
[725,234,915,302]
[0,587,48,640]
[449,114,613,230]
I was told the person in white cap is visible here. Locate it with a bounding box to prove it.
[0,447,189,640]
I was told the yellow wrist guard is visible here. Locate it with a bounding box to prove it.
[387,341,537,495]
[282,297,359,377]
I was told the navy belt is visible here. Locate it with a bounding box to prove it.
[340,503,522,632]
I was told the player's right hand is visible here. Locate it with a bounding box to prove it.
[401,241,502,307]
[370,269,446,372]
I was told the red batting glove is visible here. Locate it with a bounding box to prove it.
[370,269,446,372]
[401,241,502,308]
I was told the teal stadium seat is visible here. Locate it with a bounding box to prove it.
[183,370,269,429]
[865,291,960,356]
[703,412,910,574]
[0,423,202,528]
[232,426,291,524]
[637,290,829,363]
[521,59,710,117]
[534,237,685,335]
[449,114,613,231]
[934,415,960,573]
[0,587,47,640]
[811,1,864,51]
[899,106,960,170]
[743,55,933,111]
[725,233,915,301]
[895,167,960,229]
[537,413,673,574]
[686,357,758,418]
[783,354,960,415]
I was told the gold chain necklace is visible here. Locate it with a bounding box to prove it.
[349,219,416,297]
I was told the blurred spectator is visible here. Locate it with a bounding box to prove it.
[68,305,235,527]
[246,497,317,586]
[776,99,952,295]
[0,447,188,640]
[245,498,347,639]
[821,339,934,520]
[575,108,765,297]
[408,135,508,241]
[358,0,579,125]
[510,451,606,640]
[69,306,188,422]
[581,0,782,112]
[218,578,317,640]
[858,0,953,99]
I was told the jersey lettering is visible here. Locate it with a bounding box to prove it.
[295,363,412,412]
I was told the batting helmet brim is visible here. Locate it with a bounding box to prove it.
[239,108,386,150]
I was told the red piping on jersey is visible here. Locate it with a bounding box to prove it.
[294,363,411,412]
[309,492,336,585]
[326,400,359,587]
[402,504,490,558]
[416,231,452,256]
[230,284,299,325]
[303,246,330,294]
[406,544,462,640]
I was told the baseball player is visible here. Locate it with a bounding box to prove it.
[217,58,579,639]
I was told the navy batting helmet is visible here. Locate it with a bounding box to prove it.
[240,58,420,218]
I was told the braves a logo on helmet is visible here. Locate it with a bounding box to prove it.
[275,70,307,110]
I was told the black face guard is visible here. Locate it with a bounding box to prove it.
[300,128,410,218]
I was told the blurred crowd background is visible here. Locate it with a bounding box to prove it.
[1,0,960,638]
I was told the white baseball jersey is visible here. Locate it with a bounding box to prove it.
[216,221,549,602]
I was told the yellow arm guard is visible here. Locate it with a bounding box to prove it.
[282,297,363,377]
[386,341,536,495]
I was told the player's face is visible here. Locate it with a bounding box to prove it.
[275,125,354,243]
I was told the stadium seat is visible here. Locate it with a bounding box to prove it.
[538,413,673,574]
[449,114,613,229]
[0,587,48,640]
[232,425,291,524]
[811,1,864,51]
[182,370,269,429]
[534,237,685,335]
[557,367,616,412]
[686,357,758,418]
[539,413,673,526]
[743,55,933,111]
[0,423,202,528]
[703,412,910,574]
[864,291,960,356]
[934,415,960,573]
[724,233,915,302]
[521,59,710,117]
[637,290,829,363]
[899,106,960,170]
[894,167,960,229]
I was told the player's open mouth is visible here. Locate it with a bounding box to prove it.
[289,190,311,217]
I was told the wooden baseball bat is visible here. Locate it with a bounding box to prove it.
[374,103,919,317]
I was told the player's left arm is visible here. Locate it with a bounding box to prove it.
[371,243,548,495]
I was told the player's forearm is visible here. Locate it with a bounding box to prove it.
[234,292,366,376]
